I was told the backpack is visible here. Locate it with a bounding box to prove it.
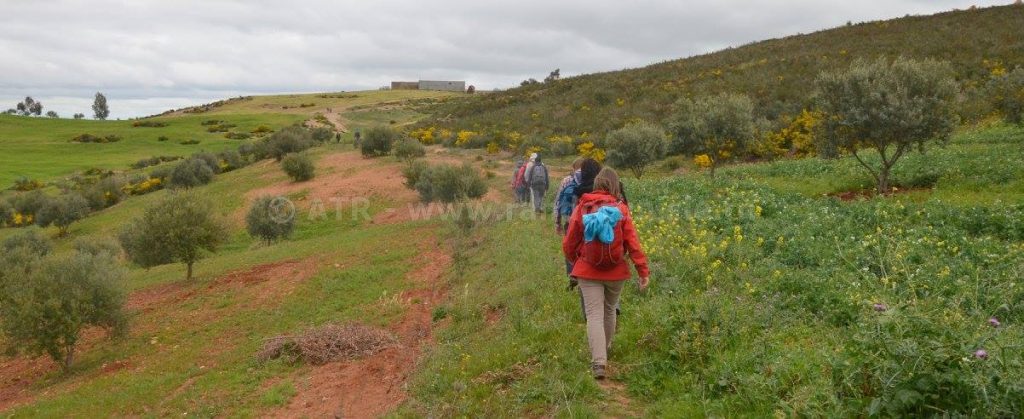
[580,202,626,270]
[528,163,548,187]
[557,179,578,216]
[513,165,527,190]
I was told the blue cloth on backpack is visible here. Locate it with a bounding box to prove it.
[583,205,622,244]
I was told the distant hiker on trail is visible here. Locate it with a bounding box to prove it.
[555,158,585,235]
[525,154,549,213]
[562,167,650,380]
[511,158,527,203]
[353,129,362,149]
[335,133,341,143]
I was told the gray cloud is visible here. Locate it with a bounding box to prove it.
[0,0,1009,118]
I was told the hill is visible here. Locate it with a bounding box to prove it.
[423,4,1024,138]
[0,90,452,188]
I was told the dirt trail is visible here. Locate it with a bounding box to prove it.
[271,247,453,418]
[243,152,419,223]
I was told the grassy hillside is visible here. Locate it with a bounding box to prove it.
[0,90,455,188]
[423,4,1024,138]
[401,123,1024,417]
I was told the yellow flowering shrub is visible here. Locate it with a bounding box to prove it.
[486,142,500,154]
[11,212,33,227]
[123,177,164,196]
[694,154,713,168]
[505,131,523,150]
[760,109,822,158]
[577,141,606,162]
[455,130,477,147]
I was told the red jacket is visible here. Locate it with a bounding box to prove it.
[562,190,650,281]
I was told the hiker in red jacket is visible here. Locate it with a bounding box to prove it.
[562,167,650,379]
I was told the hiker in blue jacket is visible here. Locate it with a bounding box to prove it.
[554,158,585,235]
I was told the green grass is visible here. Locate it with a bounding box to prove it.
[0,113,302,187]
[397,124,1024,416]
[2,157,441,416]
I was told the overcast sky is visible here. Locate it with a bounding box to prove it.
[0,0,1010,119]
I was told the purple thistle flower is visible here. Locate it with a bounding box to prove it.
[974,349,988,360]
[873,303,888,312]
[989,317,1001,328]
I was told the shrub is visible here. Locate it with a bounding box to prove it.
[35,192,91,236]
[71,134,122,143]
[12,177,44,191]
[11,190,51,220]
[119,191,225,280]
[0,246,126,372]
[217,149,245,172]
[814,57,957,193]
[149,164,174,182]
[281,153,315,182]
[73,236,121,258]
[604,121,667,178]
[157,135,169,142]
[394,137,426,161]
[131,155,182,169]
[414,163,488,203]
[0,198,12,226]
[401,160,429,189]
[122,177,163,196]
[82,175,127,210]
[168,158,215,189]
[987,66,1024,126]
[310,127,334,143]
[191,152,222,174]
[200,119,222,126]
[264,125,315,161]
[1,229,52,258]
[246,196,295,244]
[360,126,400,157]
[179,139,201,145]
[667,92,758,177]
[225,132,252,140]
[252,125,273,134]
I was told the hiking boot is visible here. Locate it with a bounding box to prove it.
[592,363,607,380]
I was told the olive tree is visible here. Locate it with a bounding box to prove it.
[604,121,667,178]
[246,196,295,244]
[35,192,90,236]
[667,93,757,177]
[814,57,957,194]
[168,158,215,189]
[360,126,401,157]
[281,153,315,182]
[119,192,225,280]
[988,66,1024,126]
[0,237,126,372]
[263,125,315,161]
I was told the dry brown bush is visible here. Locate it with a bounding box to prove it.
[257,323,398,365]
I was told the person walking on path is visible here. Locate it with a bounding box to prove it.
[526,154,549,213]
[511,158,528,203]
[554,158,585,235]
[562,167,650,380]
[353,129,362,149]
